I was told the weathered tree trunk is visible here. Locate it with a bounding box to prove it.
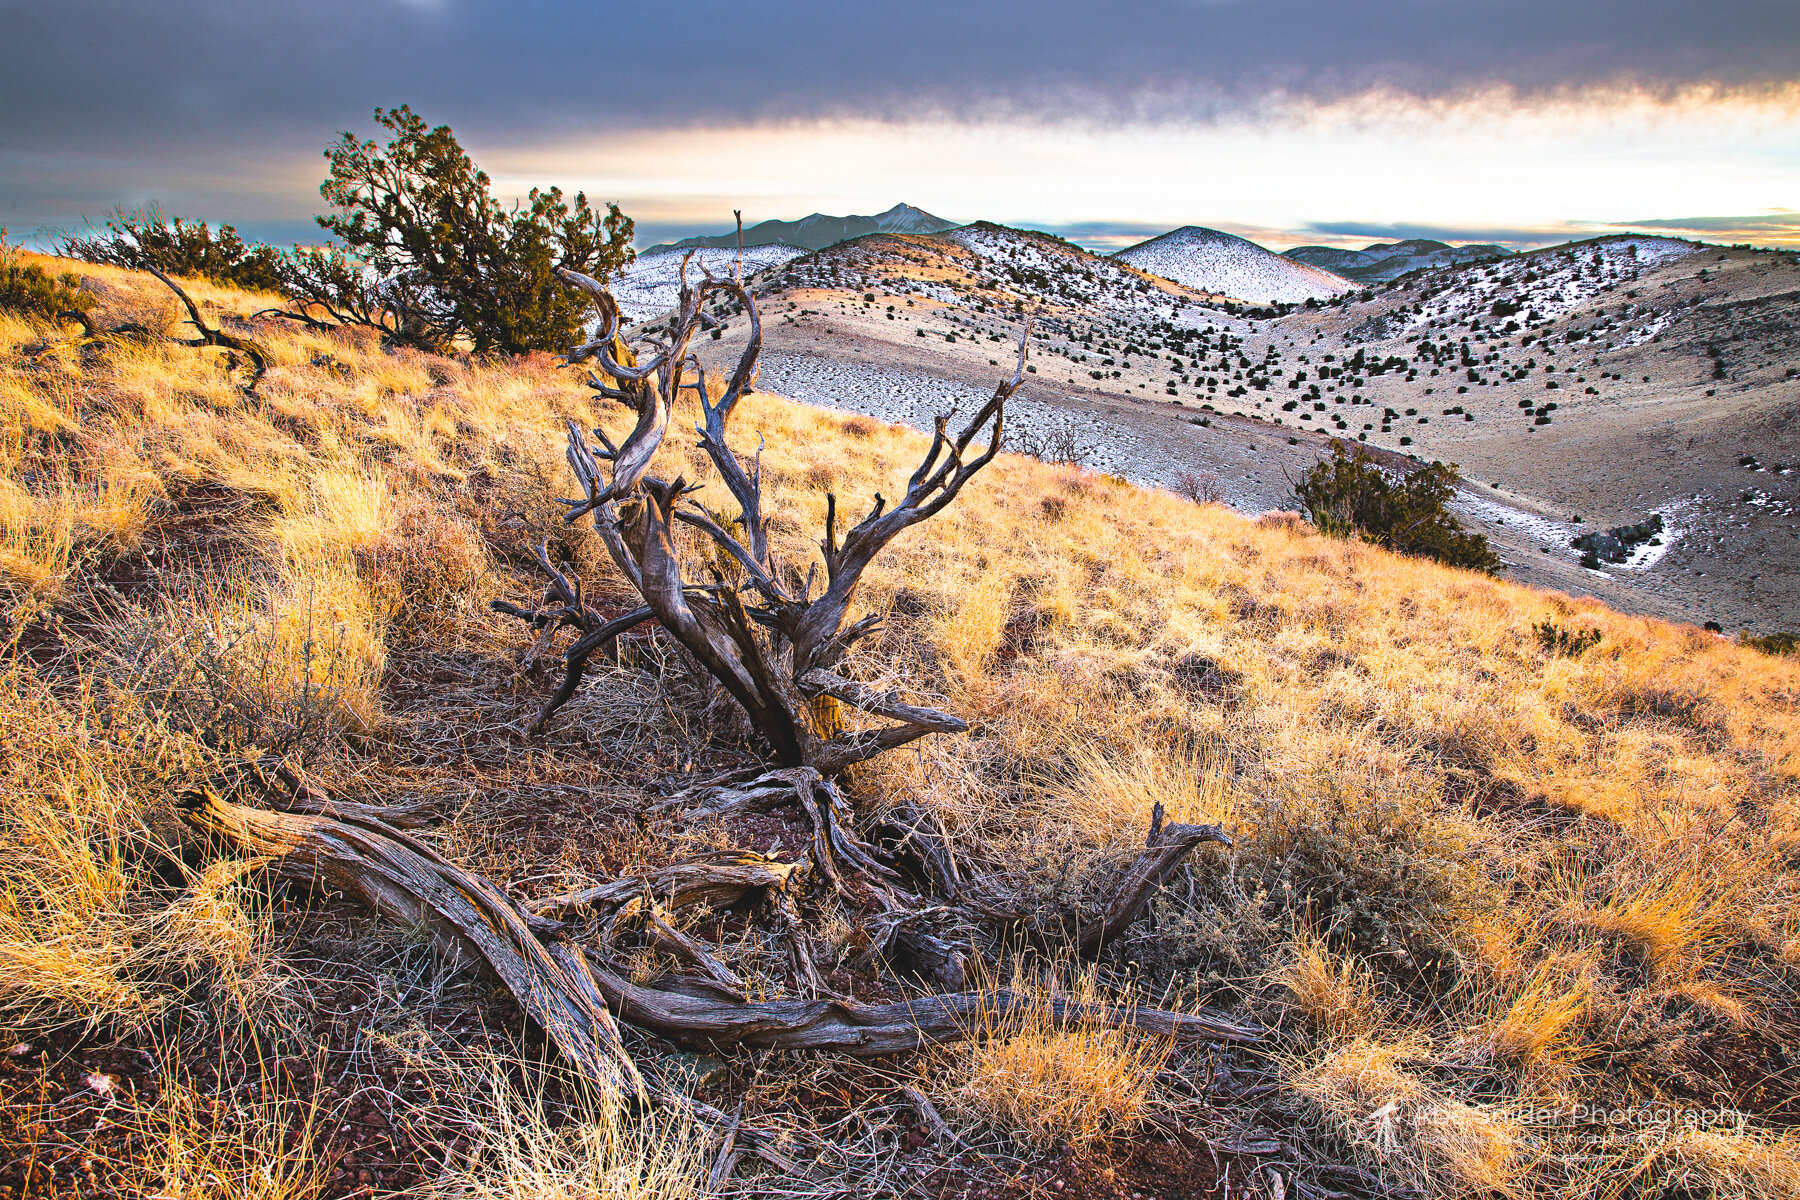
[184,791,1258,1101]
[181,791,647,1107]
[206,239,1259,1103]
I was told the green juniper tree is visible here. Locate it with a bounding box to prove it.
[62,205,287,294]
[315,106,634,356]
[1293,440,1501,575]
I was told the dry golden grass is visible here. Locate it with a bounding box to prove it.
[1273,931,1384,1038]
[1285,1036,1530,1197]
[0,663,283,1038]
[936,969,1171,1150]
[427,1069,710,1200]
[1617,1123,1800,1200]
[1475,957,1595,1079]
[2,256,1798,1196]
[128,1076,327,1200]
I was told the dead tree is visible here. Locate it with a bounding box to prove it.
[521,254,1011,778]
[189,242,1252,1111]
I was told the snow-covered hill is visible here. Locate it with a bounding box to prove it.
[1343,235,1703,344]
[943,223,1213,323]
[1116,227,1349,304]
[612,243,806,322]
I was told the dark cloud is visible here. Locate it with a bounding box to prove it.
[4,1,1797,237]
[1613,213,1800,238]
[8,1,1800,147]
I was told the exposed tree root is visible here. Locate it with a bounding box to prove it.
[184,782,1260,1102]
[1076,802,1233,958]
[144,266,269,388]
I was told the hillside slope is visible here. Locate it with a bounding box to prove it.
[679,222,1799,633]
[1116,226,1350,303]
[1268,235,1800,630]
[2,257,1798,1199]
[1286,239,1512,282]
[611,241,806,321]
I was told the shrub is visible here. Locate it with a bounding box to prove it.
[1010,426,1087,467]
[1175,469,1224,505]
[316,106,634,356]
[1534,620,1602,657]
[0,231,94,321]
[1739,629,1798,657]
[61,205,286,293]
[1292,441,1502,574]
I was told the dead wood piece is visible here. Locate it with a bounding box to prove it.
[890,924,970,991]
[524,854,798,919]
[144,267,269,387]
[1076,804,1232,959]
[707,1102,744,1188]
[183,793,646,1106]
[772,887,834,1000]
[581,953,1262,1052]
[648,767,905,903]
[508,259,1028,775]
[774,767,913,903]
[648,768,802,820]
[229,756,434,829]
[885,799,963,899]
[901,1085,961,1148]
[637,898,749,999]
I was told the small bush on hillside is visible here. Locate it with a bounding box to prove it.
[1534,619,1602,657]
[1010,426,1087,467]
[1175,469,1225,505]
[1292,441,1502,575]
[62,204,287,293]
[0,231,94,321]
[1740,629,1798,657]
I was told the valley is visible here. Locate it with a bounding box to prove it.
[636,219,1800,633]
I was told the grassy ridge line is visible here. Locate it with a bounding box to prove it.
[1,255,1798,1198]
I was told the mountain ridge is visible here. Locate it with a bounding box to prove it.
[1285,238,1512,283]
[645,203,957,253]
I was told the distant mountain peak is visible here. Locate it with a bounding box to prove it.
[646,204,958,254]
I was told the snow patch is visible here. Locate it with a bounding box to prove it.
[612,244,806,322]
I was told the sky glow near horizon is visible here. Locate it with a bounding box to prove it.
[3,1,1799,253]
[486,87,1800,251]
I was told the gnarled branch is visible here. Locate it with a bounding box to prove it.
[145,266,269,387]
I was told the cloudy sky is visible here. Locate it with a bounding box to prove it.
[3,1,1798,252]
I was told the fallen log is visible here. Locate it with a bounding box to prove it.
[524,852,799,919]
[181,792,647,1106]
[187,794,1259,1095]
[580,952,1262,1052]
